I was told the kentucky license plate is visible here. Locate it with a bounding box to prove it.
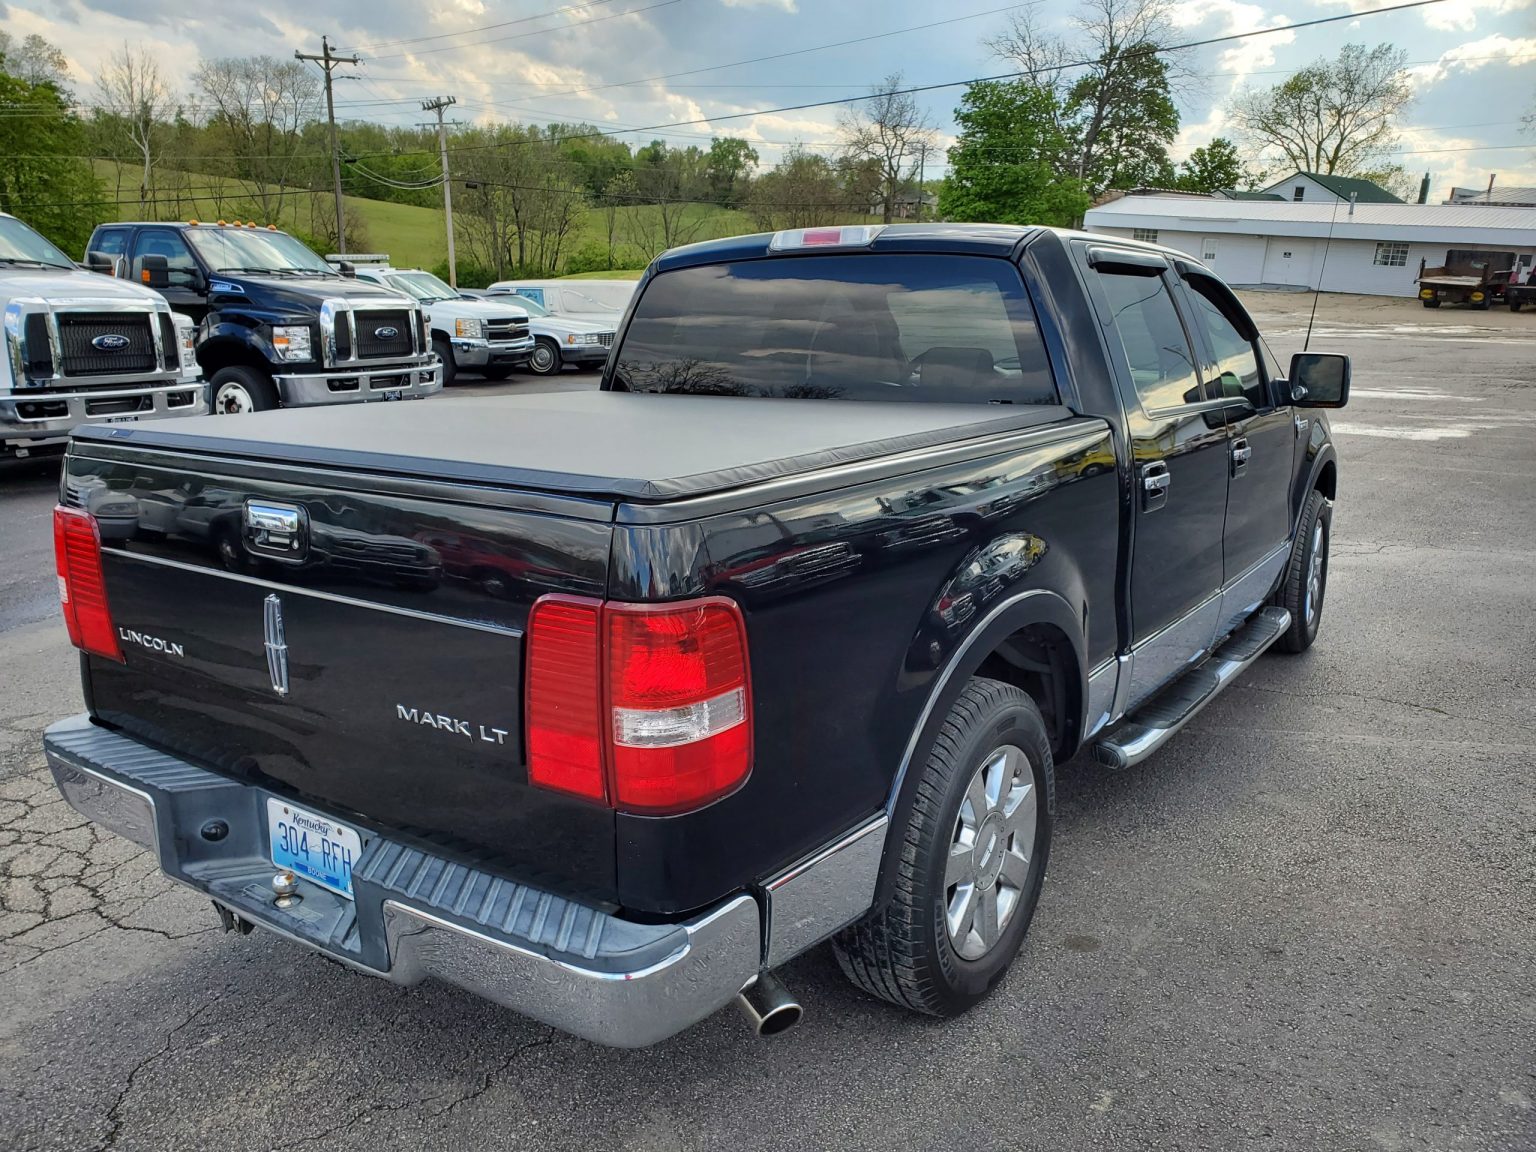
[266,798,362,899]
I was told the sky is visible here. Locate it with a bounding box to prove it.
[4,0,1535,197]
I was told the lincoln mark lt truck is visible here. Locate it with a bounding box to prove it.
[43,224,1348,1046]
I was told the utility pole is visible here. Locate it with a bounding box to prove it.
[420,96,458,287]
[915,143,928,222]
[295,35,360,255]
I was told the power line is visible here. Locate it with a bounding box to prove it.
[337,0,625,53]
[365,0,686,62]
[343,0,1456,162]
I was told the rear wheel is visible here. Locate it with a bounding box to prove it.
[1510,299,1524,313]
[528,337,562,376]
[209,365,277,414]
[1421,297,1440,309]
[1273,488,1331,653]
[432,335,458,386]
[832,678,1053,1016]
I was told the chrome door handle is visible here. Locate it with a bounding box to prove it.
[1230,438,1251,477]
[1294,414,1309,435]
[1141,462,1171,510]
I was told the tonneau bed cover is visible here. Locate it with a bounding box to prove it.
[71,391,1075,502]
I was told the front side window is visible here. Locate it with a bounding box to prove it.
[1184,276,1267,409]
[132,230,199,286]
[507,294,548,317]
[613,254,1057,405]
[1373,241,1409,267]
[1096,269,1204,412]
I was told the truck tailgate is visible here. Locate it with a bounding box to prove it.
[63,442,619,901]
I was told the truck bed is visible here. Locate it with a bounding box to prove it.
[73,391,1074,503]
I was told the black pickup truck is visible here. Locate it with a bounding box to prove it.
[44,224,1348,1047]
[84,221,440,413]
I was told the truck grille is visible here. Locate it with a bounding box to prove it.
[486,317,530,343]
[353,310,413,360]
[57,313,157,376]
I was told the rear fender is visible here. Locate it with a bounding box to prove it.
[873,586,1086,912]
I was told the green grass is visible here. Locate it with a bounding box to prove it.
[91,162,775,273]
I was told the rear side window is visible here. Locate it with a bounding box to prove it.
[613,254,1057,404]
[1095,269,1204,412]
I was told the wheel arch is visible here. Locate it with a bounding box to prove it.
[197,332,273,378]
[874,588,1085,912]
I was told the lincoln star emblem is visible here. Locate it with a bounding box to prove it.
[91,333,131,351]
[374,325,399,339]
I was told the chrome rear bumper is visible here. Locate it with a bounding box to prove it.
[44,715,761,1048]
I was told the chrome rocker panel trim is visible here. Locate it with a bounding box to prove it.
[762,814,888,968]
[43,715,761,1049]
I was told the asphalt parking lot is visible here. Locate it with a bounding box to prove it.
[2,298,1533,1151]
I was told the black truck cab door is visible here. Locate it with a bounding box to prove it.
[1174,270,1296,614]
[1086,252,1231,709]
[128,228,209,322]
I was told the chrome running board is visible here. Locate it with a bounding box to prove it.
[1092,606,1291,770]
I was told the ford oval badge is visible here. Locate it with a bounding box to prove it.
[374,326,399,339]
[92,333,132,351]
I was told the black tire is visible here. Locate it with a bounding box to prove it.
[1509,299,1524,313]
[208,365,278,414]
[432,335,458,387]
[1273,488,1332,654]
[832,677,1053,1017]
[1471,298,1490,311]
[481,365,514,380]
[1421,297,1440,309]
[528,337,562,376]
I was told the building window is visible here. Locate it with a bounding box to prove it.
[1373,241,1409,267]
[1292,185,1305,201]
[1132,228,1159,243]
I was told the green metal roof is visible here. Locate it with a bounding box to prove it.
[1293,172,1404,204]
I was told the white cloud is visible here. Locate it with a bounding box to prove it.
[1407,33,1536,86]
[1422,0,1535,33]
[719,0,797,10]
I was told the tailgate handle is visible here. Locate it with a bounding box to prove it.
[245,499,307,561]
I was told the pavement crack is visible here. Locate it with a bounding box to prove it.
[434,1030,558,1117]
[1234,682,1459,719]
[97,994,224,1151]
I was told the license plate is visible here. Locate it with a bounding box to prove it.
[381,389,404,401]
[106,415,140,424]
[266,798,362,899]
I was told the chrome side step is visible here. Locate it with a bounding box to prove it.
[1092,606,1291,770]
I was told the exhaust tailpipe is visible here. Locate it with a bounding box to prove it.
[736,971,802,1037]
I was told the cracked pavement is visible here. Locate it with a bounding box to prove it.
[1,300,1533,1151]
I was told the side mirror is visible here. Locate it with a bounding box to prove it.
[337,261,356,278]
[140,254,170,290]
[1288,352,1350,409]
[85,252,114,276]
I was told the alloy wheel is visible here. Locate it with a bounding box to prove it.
[944,744,1037,961]
[1304,517,1326,626]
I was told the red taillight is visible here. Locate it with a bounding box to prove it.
[53,506,123,662]
[524,595,752,814]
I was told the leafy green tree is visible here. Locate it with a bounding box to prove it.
[704,137,759,207]
[0,53,107,253]
[745,146,850,230]
[939,80,1088,227]
[1178,137,1247,193]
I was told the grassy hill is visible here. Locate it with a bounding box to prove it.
[91,161,761,276]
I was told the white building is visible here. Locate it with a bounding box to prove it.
[1082,196,1536,297]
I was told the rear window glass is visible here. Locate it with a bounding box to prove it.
[612,254,1057,405]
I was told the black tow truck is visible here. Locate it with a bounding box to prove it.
[84,221,440,414]
[45,223,1349,1047]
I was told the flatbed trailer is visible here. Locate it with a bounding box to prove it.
[1416,251,1515,310]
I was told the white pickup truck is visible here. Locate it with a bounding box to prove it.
[349,265,534,386]
[2,211,205,463]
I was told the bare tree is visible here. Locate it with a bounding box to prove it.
[989,0,1192,193]
[1228,43,1412,176]
[194,56,322,220]
[95,44,172,210]
[630,146,710,258]
[837,73,937,223]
